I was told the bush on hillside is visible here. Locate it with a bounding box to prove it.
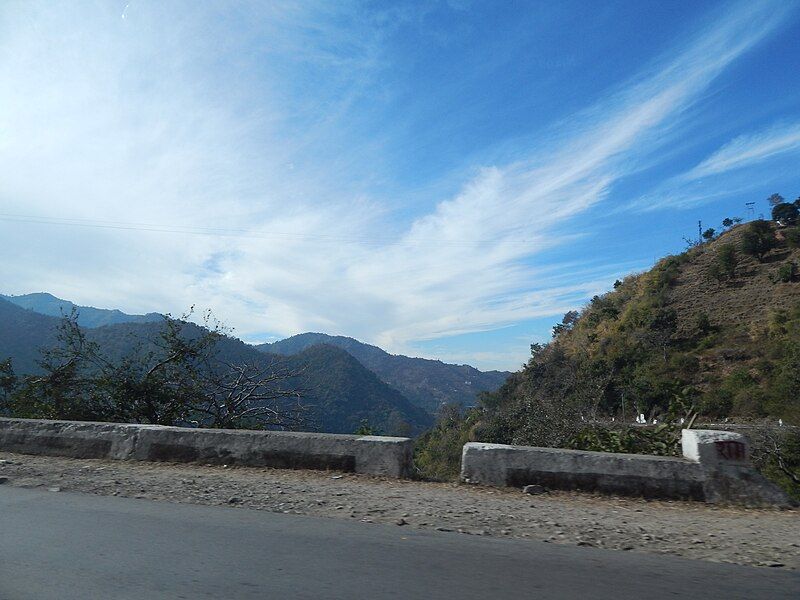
[775,262,798,283]
[741,220,776,262]
[708,243,738,282]
[784,227,800,249]
[414,404,478,481]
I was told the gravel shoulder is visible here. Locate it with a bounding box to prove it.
[2,451,798,570]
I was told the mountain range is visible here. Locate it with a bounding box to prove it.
[0,293,509,433]
[0,293,162,328]
[257,333,508,414]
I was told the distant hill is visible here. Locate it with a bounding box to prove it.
[0,300,431,435]
[288,344,431,435]
[257,333,510,414]
[0,297,61,374]
[1,293,162,328]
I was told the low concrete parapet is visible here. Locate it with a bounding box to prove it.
[680,429,791,506]
[461,429,794,506]
[0,417,413,478]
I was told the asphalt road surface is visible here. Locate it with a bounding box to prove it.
[1,486,797,599]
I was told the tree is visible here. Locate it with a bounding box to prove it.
[0,359,17,415]
[91,311,223,425]
[189,358,306,430]
[785,228,800,249]
[772,202,799,226]
[8,311,306,430]
[741,220,776,262]
[768,193,786,207]
[8,311,117,421]
[722,218,734,228]
[702,228,716,241]
[709,243,738,281]
[552,310,579,337]
[646,308,677,363]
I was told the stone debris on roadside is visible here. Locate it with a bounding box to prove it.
[0,450,797,571]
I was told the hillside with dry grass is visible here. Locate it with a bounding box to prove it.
[666,223,800,338]
[415,218,800,493]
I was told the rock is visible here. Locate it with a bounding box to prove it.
[576,540,594,547]
[523,485,546,495]
[435,526,454,532]
[228,496,241,504]
[331,475,344,480]
[48,486,61,493]
[395,518,407,526]
[0,477,8,484]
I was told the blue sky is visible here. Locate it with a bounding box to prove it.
[1,1,799,370]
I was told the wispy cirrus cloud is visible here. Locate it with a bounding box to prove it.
[631,121,800,212]
[686,122,800,179]
[0,1,793,369]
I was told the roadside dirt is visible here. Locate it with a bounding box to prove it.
[2,451,798,570]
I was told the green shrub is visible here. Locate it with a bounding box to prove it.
[741,220,776,262]
[775,262,797,283]
[785,227,800,249]
[709,243,738,281]
[354,419,377,435]
[414,405,476,481]
[568,423,681,456]
[694,312,714,336]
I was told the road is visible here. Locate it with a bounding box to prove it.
[1,487,797,600]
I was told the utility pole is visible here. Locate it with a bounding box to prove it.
[746,202,755,220]
[698,220,702,243]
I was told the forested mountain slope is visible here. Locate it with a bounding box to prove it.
[0,297,61,375]
[258,332,509,414]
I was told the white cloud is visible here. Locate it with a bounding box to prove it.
[0,1,791,369]
[687,122,800,179]
[631,120,800,212]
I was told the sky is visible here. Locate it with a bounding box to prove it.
[1,1,799,371]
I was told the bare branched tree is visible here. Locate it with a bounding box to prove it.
[7,308,308,431]
[191,359,308,430]
[751,426,800,486]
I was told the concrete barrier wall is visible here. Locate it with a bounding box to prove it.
[0,418,413,478]
[461,429,794,507]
